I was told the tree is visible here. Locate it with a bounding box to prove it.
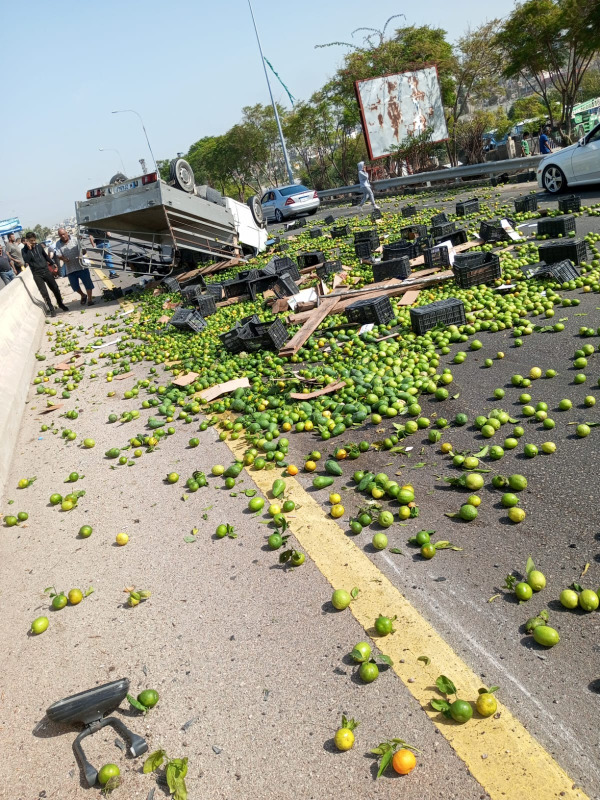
[31,224,51,240]
[576,67,600,103]
[496,0,600,139]
[508,96,548,121]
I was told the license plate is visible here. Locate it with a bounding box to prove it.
[108,180,139,194]
[297,195,310,202]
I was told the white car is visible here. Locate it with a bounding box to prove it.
[260,184,320,223]
[537,123,600,193]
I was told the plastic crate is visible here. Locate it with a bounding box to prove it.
[181,284,203,303]
[434,228,468,247]
[161,276,180,292]
[354,229,380,245]
[402,205,417,217]
[222,278,251,299]
[292,218,306,229]
[310,227,323,239]
[537,214,576,238]
[514,195,538,213]
[331,224,350,238]
[423,243,452,269]
[247,275,276,301]
[316,260,342,280]
[237,268,260,280]
[297,251,325,269]
[538,238,587,266]
[355,240,374,259]
[546,259,581,283]
[453,252,502,288]
[205,283,224,301]
[168,309,207,333]
[410,298,466,335]
[346,295,394,325]
[273,256,298,275]
[479,219,516,242]
[272,273,299,298]
[558,195,581,213]
[400,224,427,240]
[252,318,289,349]
[371,208,382,220]
[456,198,479,216]
[453,251,487,269]
[372,256,411,283]
[220,328,246,353]
[324,214,335,225]
[430,221,456,238]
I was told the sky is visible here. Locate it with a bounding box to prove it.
[2,0,516,227]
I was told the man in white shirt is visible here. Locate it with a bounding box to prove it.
[54,229,95,306]
[357,161,379,210]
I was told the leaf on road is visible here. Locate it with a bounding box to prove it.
[417,655,431,666]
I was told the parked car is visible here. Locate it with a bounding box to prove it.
[537,122,600,193]
[260,184,320,223]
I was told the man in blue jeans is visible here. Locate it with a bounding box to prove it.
[0,243,16,288]
[88,228,118,278]
[54,228,95,305]
[539,125,554,154]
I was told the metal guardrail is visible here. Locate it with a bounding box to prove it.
[317,155,545,199]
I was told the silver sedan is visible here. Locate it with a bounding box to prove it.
[260,184,320,223]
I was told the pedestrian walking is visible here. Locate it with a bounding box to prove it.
[539,125,554,155]
[22,232,68,316]
[357,161,380,211]
[88,228,118,278]
[5,233,25,274]
[521,132,530,156]
[0,243,16,288]
[54,228,95,306]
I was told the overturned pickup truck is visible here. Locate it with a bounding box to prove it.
[75,158,268,274]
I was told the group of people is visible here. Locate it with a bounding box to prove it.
[0,229,117,317]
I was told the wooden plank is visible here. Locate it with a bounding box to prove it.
[289,380,346,400]
[195,377,250,402]
[279,296,340,356]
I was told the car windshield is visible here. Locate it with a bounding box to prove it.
[279,185,309,197]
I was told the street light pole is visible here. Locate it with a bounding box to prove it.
[98,147,127,175]
[111,109,158,173]
[247,0,294,185]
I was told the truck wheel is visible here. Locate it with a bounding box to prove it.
[110,172,128,184]
[170,159,195,193]
[248,195,265,228]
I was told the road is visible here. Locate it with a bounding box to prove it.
[2,178,600,800]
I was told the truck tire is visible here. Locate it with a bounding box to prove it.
[110,172,128,184]
[195,184,225,207]
[248,195,265,228]
[169,159,195,193]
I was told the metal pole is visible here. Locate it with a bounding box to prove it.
[98,147,127,175]
[111,109,158,173]
[247,0,294,185]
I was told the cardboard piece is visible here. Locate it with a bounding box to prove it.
[289,380,346,400]
[163,301,181,310]
[165,360,182,367]
[196,377,250,402]
[39,403,64,414]
[114,371,134,380]
[55,356,84,370]
[157,315,170,324]
[399,289,421,306]
[172,371,199,387]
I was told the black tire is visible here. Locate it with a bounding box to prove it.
[109,172,128,184]
[308,208,318,216]
[542,164,567,194]
[248,195,266,228]
[169,159,195,193]
[274,208,284,223]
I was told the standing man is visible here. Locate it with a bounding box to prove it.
[357,161,380,211]
[539,125,554,155]
[54,228,95,306]
[22,232,68,316]
[0,243,16,288]
[88,228,118,278]
[5,232,25,274]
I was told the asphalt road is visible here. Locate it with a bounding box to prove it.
[3,178,600,799]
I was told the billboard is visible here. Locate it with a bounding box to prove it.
[355,66,448,160]
[0,217,22,236]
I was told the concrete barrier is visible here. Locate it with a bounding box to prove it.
[0,270,47,500]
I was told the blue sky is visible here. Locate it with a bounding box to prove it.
[3,0,516,226]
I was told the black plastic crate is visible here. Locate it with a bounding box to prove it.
[272,273,299,298]
[324,215,335,225]
[237,268,260,280]
[453,251,487,269]
[310,227,323,239]
[168,309,207,333]
[220,328,246,353]
[354,229,380,245]
[514,195,538,213]
[275,261,300,281]
[297,251,325,269]
[402,205,417,217]
[273,256,297,274]
[372,256,411,283]
[252,318,289,349]
[537,214,576,238]
[262,261,277,276]
[430,221,456,238]
[371,208,382,220]
[195,295,217,317]
[456,198,479,216]
[316,260,342,280]
[222,278,251,299]
[538,238,587,266]
[346,295,394,325]
[247,275,277,301]
[558,195,582,213]
[546,259,581,283]
[181,284,203,303]
[292,218,306,229]
[410,298,466,335]
[401,224,427,240]
[355,240,374,259]
[424,243,452,269]
[331,224,350,238]
[479,218,516,242]
[205,283,224,301]
[453,252,502,288]
[431,212,449,225]
[382,236,432,261]
[161,276,180,292]
[434,228,468,247]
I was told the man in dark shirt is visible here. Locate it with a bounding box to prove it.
[22,232,68,316]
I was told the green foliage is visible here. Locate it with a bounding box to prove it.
[508,96,548,122]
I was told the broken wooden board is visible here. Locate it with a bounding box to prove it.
[289,380,346,400]
[199,256,243,276]
[279,296,340,356]
[195,377,250,402]
[172,371,199,387]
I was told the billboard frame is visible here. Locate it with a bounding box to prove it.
[354,63,448,161]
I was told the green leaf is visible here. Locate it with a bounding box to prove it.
[376,748,394,779]
[430,698,451,712]
[184,536,197,543]
[377,653,393,667]
[525,556,535,575]
[244,489,257,497]
[474,445,489,457]
[350,586,360,599]
[436,675,457,696]
[84,587,94,597]
[388,547,403,555]
[166,758,188,795]
[143,749,166,773]
[571,582,584,592]
[411,462,426,468]
[452,393,460,399]
[488,685,500,694]
[351,646,367,663]
[127,693,147,713]
[370,747,384,756]
[417,655,431,666]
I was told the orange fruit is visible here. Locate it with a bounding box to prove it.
[286,464,298,476]
[392,748,416,775]
[304,460,317,472]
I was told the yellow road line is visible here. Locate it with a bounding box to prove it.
[224,434,589,800]
[93,268,134,312]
